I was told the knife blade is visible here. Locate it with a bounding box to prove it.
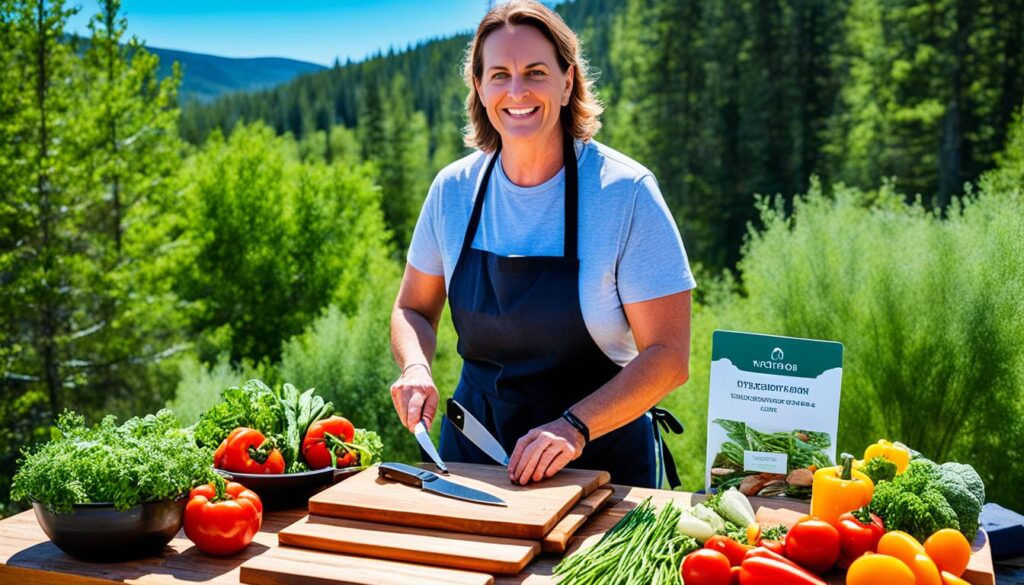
[378,462,507,506]
[446,398,510,467]
[414,418,448,474]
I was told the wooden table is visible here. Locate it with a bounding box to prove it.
[0,487,997,585]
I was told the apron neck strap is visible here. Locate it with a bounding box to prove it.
[460,131,579,260]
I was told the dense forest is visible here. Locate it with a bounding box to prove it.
[1,0,1023,516]
[180,0,1024,269]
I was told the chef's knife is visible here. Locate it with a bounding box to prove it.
[378,462,507,506]
[414,418,448,475]
[446,398,510,467]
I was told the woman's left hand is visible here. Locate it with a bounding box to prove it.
[508,418,585,485]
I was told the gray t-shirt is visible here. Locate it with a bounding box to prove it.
[407,139,696,366]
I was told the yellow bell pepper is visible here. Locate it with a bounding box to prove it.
[863,439,911,474]
[810,453,874,526]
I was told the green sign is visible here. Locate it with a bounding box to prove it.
[705,330,844,494]
[711,330,843,379]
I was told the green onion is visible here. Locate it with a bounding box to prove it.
[554,498,700,584]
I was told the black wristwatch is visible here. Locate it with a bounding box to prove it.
[561,409,590,446]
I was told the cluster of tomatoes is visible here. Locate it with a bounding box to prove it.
[680,512,973,585]
[184,416,359,556]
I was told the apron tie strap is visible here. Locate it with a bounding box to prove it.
[651,407,684,489]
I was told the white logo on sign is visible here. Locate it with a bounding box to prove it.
[753,347,797,372]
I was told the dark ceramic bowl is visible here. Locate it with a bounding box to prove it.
[214,466,360,509]
[32,496,186,562]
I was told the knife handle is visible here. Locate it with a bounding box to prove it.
[379,462,437,486]
[445,397,466,431]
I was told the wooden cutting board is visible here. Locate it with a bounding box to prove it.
[240,545,494,585]
[278,514,540,574]
[308,462,610,540]
[541,486,614,553]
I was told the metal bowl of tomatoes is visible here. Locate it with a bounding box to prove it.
[213,466,360,510]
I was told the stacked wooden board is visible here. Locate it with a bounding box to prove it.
[240,462,614,584]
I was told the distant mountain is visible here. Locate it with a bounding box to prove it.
[148,46,327,103]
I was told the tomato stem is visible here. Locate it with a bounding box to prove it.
[212,473,229,502]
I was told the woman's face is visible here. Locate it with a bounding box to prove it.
[476,24,574,148]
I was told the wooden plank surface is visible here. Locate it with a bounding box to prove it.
[308,462,610,539]
[0,484,996,585]
[0,505,307,584]
[239,546,494,585]
[540,486,614,553]
[277,514,540,574]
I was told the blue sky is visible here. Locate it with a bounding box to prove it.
[65,0,498,66]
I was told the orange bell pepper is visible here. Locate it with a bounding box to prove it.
[846,554,916,585]
[810,453,874,526]
[924,528,972,577]
[862,440,911,474]
[941,571,972,585]
[877,531,942,585]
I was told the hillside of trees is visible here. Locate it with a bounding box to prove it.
[148,47,326,103]
[2,0,1023,516]
[180,0,1024,269]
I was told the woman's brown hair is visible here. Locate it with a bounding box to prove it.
[463,0,603,153]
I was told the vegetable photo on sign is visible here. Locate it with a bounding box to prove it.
[709,418,833,499]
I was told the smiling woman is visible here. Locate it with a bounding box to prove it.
[389,0,696,489]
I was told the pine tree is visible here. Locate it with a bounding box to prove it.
[73,0,187,414]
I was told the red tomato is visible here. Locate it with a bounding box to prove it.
[836,510,885,568]
[705,535,753,567]
[216,427,285,474]
[184,480,263,556]
[758,540,786,556]
[681,549,733,585]
[302,416,357,469]
[785,516,840,574]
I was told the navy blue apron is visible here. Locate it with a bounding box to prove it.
[438,133,681,487]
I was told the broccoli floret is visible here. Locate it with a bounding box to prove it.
[920,489,960,531]
[861,456,898,484]
[940,462,985,505]
[894,459,940,491]
[905,458,939,477]
[871,482,960,542]
[870,460,961,542]
[937,466,983,539]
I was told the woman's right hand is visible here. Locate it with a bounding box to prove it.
[390,364,440,433]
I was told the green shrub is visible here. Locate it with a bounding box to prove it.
[279,296,409,459]
[173,122,390,365]
[165,354,272,426]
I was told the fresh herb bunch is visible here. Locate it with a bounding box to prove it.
[11,410,213,513]
[554,498,699,584]
[193,379,288,448]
